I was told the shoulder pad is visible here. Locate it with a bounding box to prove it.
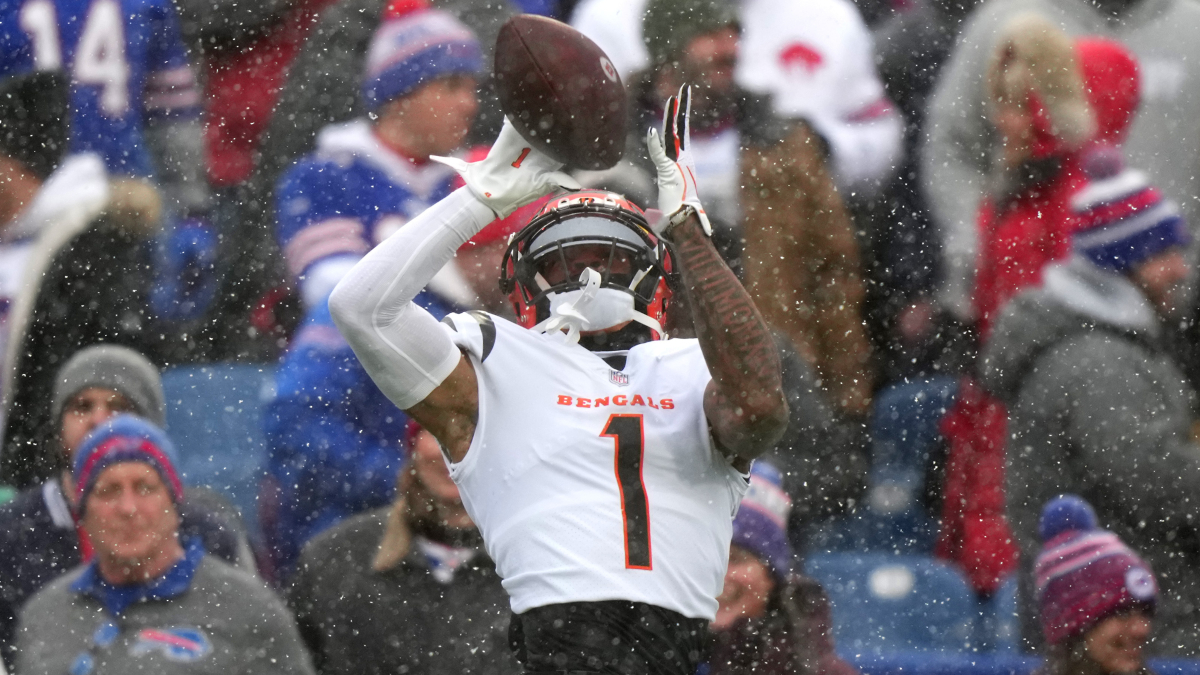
[441,311,497,363]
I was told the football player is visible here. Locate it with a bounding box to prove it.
[329,86,788,675]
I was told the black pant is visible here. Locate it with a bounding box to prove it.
[509,600,708,675]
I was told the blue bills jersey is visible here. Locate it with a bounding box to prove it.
[275,119,460,281]
[0,0,200,177]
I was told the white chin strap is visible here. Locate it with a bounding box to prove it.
[532,268,664,344]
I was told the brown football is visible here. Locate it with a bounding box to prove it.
[493,15,627,170]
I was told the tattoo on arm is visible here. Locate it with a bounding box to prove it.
[670,216,787,460]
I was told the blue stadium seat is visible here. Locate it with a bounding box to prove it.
[805,553,977,654]
[163,364,275,535]
[869,376,958,515]
[806,507,936,554]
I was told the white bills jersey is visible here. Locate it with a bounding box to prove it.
[440,311,749,621]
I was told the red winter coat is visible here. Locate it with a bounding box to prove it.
[936,157,1087,596]
[204,0,338,187]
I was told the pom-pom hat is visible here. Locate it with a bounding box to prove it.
[1035,495,1157,645]
[1070,147,1189,273]
[731,462,793,580]
[361,9,482,111]
[73,415,183,517]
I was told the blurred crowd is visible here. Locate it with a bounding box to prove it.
[1,0,1199,672]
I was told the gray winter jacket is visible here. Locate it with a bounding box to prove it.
[980,256,1200,656]
[919,0,1200,317]
[15,549,314,675]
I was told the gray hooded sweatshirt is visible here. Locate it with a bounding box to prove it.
[981,256,1200,655]
[919,0,1200,317]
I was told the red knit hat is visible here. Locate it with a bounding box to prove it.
[1034,496,1157,645]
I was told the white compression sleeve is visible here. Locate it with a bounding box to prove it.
[328,187,495,409]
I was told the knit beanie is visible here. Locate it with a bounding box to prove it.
[1070,146,1189,273]
[1035,495,1157,646]
[361,9,483,112]
[643,0,738,67]
[52,345,166,428]
[72,415,183,516]
[731,461,793,580]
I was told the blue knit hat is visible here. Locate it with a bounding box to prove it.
[73,415,183,516]
[732,462,793,580]
[1071,146,1190,273]
[361,9,482,111]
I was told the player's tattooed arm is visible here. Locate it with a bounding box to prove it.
[671,214,789,467]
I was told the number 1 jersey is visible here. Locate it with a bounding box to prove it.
[442,311,749,621]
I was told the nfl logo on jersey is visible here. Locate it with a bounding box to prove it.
[609,370,629,386]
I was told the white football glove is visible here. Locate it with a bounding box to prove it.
[433,118,581,219]
[646,85,712,237]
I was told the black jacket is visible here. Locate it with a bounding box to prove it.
[288,507,520,675]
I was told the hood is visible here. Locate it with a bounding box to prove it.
[314,118,456,203]
[979,255,1157,402]
[4,153,108,243]
[1076,37,1140,144]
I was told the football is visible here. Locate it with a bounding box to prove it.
[493,15,627,170]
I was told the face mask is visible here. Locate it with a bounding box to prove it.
[533,268,663,343]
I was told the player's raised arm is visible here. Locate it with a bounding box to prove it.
[328,121,579,457]
[647,86,789,465]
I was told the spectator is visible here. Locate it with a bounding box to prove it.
[170,0,338,346]
[273,8,482,310]
[0,345,254,671]
[262,301,444,577]
[980,158,1200,654]
[207,0,520,360]
[573,0,903,196]
[263,9,489,575]
[0,72,164,489]
[15,415,314,675]
[1032,496,1158,675]
[0,0,219,331]
[937,24,1141,597]
[870,0,984,377]
[630,0,874,419]
[770,335,870,544]
[921,0,1200,321]
[288,425,519,675]
[705,462,858,675]
[0,0,207,218]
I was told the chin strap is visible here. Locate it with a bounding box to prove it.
[533,268,665,344]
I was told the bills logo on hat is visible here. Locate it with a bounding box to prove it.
[130,627,212,662]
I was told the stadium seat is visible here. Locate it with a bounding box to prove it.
[806,507,936,554]
[805,553,977,654]
[163,363,275,535]
[869,376,958,516]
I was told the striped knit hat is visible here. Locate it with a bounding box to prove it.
[1071,146,1189,273]
[73,415,183,517]
[1034,495,1157,645]
[731,461,793,580]
[361,9,482,111]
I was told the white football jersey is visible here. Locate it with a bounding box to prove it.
[440,312,749,621]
